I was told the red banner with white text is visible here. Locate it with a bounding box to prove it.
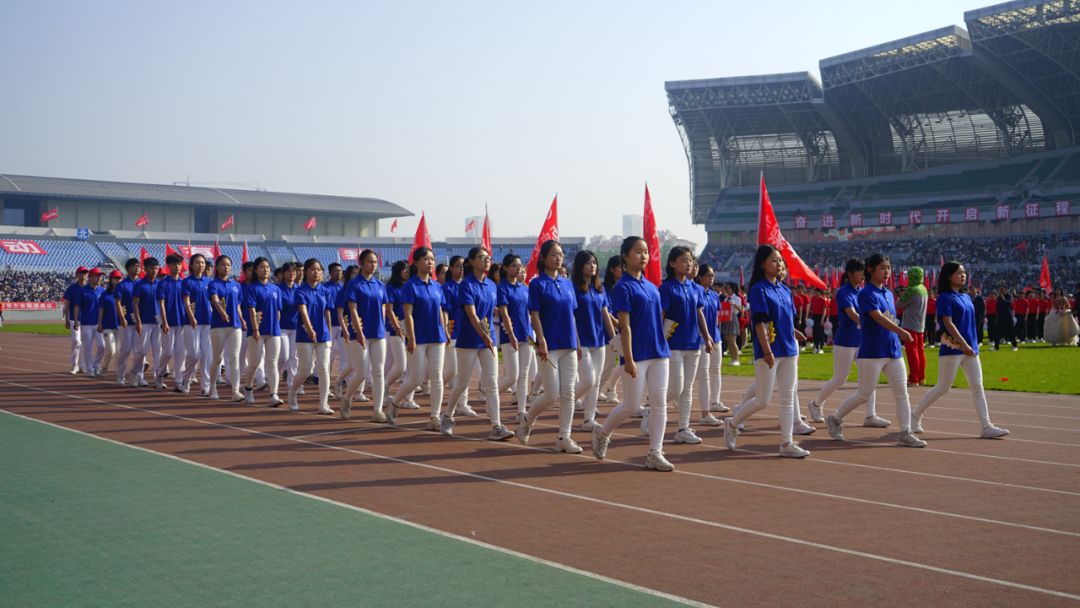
[0,240,47,255]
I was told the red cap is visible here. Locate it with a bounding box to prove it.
[76,266,89,274]
[88,268,104,276]
[109,269,123,279]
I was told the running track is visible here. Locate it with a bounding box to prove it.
[2,333,1078,607]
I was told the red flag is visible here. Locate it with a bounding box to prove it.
[409,212,433,262]
[135,213,150,228]
[219,215,234,231]
[212,238,221,260]
[465,218,477,232]
[390,219,398,233]
[756,175,826,290]
[739,265,745,286]
[900,268,908,288]
[242,240,249,264]
[138,246,148,278]
[481,207,492,255]
[304,216,317,231]
[1039,255,1052,294]
[924,270,930,289]
[525,196,559,283]
[41,208,59,223]
[643,185,662,286]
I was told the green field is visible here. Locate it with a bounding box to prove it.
[1,322,70,336]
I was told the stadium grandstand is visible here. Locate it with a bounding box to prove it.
[667,0,1080,288]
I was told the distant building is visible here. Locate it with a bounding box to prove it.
[622,214,643,238]
[464,215,484,239]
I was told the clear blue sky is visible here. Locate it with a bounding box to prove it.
[0,0,984,244]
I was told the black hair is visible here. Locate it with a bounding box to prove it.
[696,263,714,288]
[125,257,140,271]
[535,240,560,276]
[242,261,255,272]
[327,262,342,273]
[343,265,359,283]
[466,246,488,275]
[213,255,232,279]
[842,258,864,286]
[189,253,206,267]
[143,256,160,269]
[748,245,778,287]
[619,236,645,269]
[389,260,408,288]
[358,249,377,265]
[435,263,448,276]
[603,255,621,291]
[165,253,182,266]
[500,253,521,281]
[303,258,323,281]
[864,253,890,284]
[411,246,434,278]
[572,250,602,293]
[251,257,271,282]
[448,255,464,275]
[938,261,962,294]
[664,246,694,281]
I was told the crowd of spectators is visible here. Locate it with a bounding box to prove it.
[0,271,73,303]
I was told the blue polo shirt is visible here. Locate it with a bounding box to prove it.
[698,283,721,343]
[403,276,447,345]
[442,280,463,340]
[833,283,862,348]
[610,272,669,363]
[528,273,578,351]
[156,275,185,327]
[100,291,119,330]
[182,276,213,325]
[937,291,978,357]
[323,281,343,327]
[279,283,299,331]
[344,274,389,340]
[574,284,609,348]
[116,278,136,325]
[134,278,159,324]
[245,281,282,337]
[660,278,703,351]
[64,282,84,321]
[296,283,331,343]
[748,279,798,360]
[497,281,533,344]
[78,285,104,326]
[456,273,498,349]
[208,278,243,330]
[386,282,406,337]
[857,283,902,359]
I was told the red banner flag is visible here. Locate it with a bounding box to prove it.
[739,265,744,287]
[219,215,234,231]
[41,208,59,223]
[212,238,221,260]
[1039,255,1052,294]
[643,184,662,286]
[409,212,433,263]
[135,213,150,228]
[465,218,477,232]
[139,246,148,278]
[304,216,316,231]
[390,219,398,233]
[756,175,826,290]
[242,240,249,264]
[481,207,492,255]
[525,196,559,283]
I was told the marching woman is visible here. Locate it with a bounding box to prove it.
[572,250,616,431]
[64,266,89,374]
[114,258,141,386]
[277,263,302,395]
[384,260,419,408]
[342,250,400,422]
[335,265,367,401]
[517,239,582,454]
[181,254,213,395]
[156,254,186,391]
[95,270,123,377]
[73,268,105,376]
[386,247,447,431]
[242,257,284,407]
[208,255,245,402]
[911,262,1009,438]
[659,246,714,445]
[723,245,809,458]
[826,253,927,448]
[441,256,476,415]
[592,236,672,471]
[131,258,162,388]
[496,253,534,421]
[323,262,345,390]
[694,263,724,426]
[440,246,515,440]
[807,259,887,427]
[290,258,335,415]
[597,256,623,403]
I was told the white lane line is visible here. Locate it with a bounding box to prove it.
[3,380,1080,603]
[0,409,714,608]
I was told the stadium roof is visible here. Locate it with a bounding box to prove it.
[0,174,411,219]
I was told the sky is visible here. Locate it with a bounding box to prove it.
[0,0,987,245]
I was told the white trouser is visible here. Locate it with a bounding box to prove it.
[279,330,300,387]
[134,325,161,384]
[599,342,621,396]
[115,325,138,382]
[528,346,539,389]
[443,339,457,385]
[386,335,408,390]
[731,356,798,445]
[526,348,578,439]
[499,342,534,411]
[292,341,331,407]
[158,325,185,382]
[601,358,669,452]
[99,329,117,374]
[814,345,876,416]
[210,327,242,396]
[695,344,722,414]
[667,348,701,430]
[331,331,346,376]
[914,354,992,428]
[79,325,105,372]
[345,338,387,414]
[70,325,84,370]
[394,342,445,416]
[835,357,911,431]
[246,335,282,397]
[445,347,500,425]
[182,325,213,389]
[575,345,606,422]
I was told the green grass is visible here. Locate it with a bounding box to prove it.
[720,341,1080,395]
[1,322,69,336]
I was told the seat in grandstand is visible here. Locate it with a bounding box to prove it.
[0,239,108,272]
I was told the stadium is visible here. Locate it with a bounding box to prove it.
[668,0,1080,290]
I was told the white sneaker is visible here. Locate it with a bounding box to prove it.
[699,413,722,426]
[371,410,388,424]
[911,418,925,434]
[244,387,256,405]
[457,403,479,417]
[807,400,824,423]
[317,405,334,415]
[863,414,891,428]
[793,419,816,435]
[385,397,399,425]
[826,415,844,441]
[574,399,584,412]
[639,410,650,435]
[729,360,741,367]
[340,398,352,420]
[673,428,702,444]
[230,391,245,402]
[356,393,370,403]
[709,402,730,413]
[400,399,420,409]
[440,414,455,436]
[210,389,220,400]
[724,417,739,450]
[554,436,583,454]
[70,367,79,375]
[488,425,515,441]
[779,441,810,458]
[288,394,299,411]
[897,430,927,448]
[268,395,284,408]
[591,426,611,461]
[425,417,440,432]
[517,413,535,445]
[580,418,602,432]
[645,450,674,472]
[980,425,1010,439]
[200,388,211,398]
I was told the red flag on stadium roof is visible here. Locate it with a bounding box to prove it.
[219,215,234,232]
[481,204,492,256]
[465,218,477,232]
[390,219,398,233]
[644,184,662,286]
[41,208,59,223]
[756,175,826,290]
[304,216,317,232]
[1039,255,1052,294]
[525,196,559,284]
[138,246,148,278]
[242,240,249,265]
[409,212,433,263]
[135,213,150,229]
